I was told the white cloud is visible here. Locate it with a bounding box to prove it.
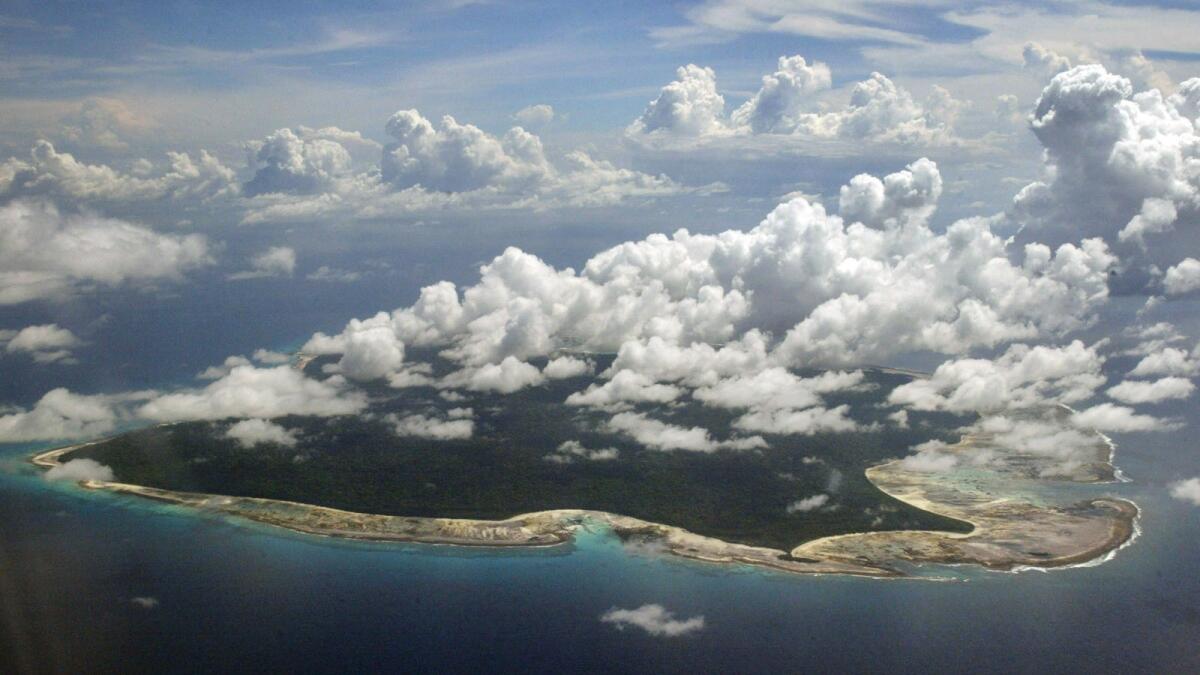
[0,388,145,442]
[731,404,859,436]
[0,199,213,305]
[542,355,594,379]
[888,341,1106,414]
[629,57,961,146]
[307,160,1115,386]
[243,127,356,197]
[566,370,682,409]
[838,157,942,229]
[1171,477,1200,506]
[1130,345,1200,377]
[241,109,690,224]
[1164,258,1200,295]
[545,440,619,464]
[337,317,406,382]
[1106,377,1194,404]
[137,365,366,422]
[691,368,862,435]
[1070,403,1178,432]
[1011,65,1200,270]
[44,457,114,482]
[897,444,960,473]
[228,246,296,280]
[130,596,160,610]
[252,349,290,365]
[600,604,705,637]
[306,266,362,283]
[224,418,298,448]
[2,323,82,363]
[0,140,237,205]
[389,407,474,440]
[731,55,832,134]
[513,104,555,126]
[382,109,554,193]
[606,411,765,453]
[627,65,728,136]
[786,494,829,513]
[442,356,545,393]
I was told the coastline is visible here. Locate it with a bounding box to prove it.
[29,421,1140,580]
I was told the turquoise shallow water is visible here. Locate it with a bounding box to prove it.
[3,434,1199,674]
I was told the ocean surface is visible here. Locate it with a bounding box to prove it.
[2,244,1199,673]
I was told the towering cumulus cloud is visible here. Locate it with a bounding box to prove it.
[305,158,1114,392]
[628,55,960,145]
[1011,65,1200,277]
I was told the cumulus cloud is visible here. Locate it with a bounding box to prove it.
[137,365,366,422]
[513,104,555,127]
[44,458,115,482]
[1164,258,1200,295]
[0,388,149,442]
[888,341,1106,414]
[2,323,82,363]
[1130,345,1200,377]
[600,604,705,637]
[389,407,474,440]
[241,109,690,224]
[243,127,355,197]
[566,370,682,409]
[1107,377,1194,404]
[730,55,832,134]
[1070,403,1179,432]
[545,440,619,464]
[228,246,296,280]
[606,412,765,452]
[442,356,545,394]
[786,494,829,513]
[303,159,1116,408]
[1171,477,1200,506]
[0,140,237,205]
[1011,64,1200,272]
[224,418,298,448]
[692,368,862,435]
[629,57,961,145]
[542,355,593,379]
[838,158,942,229]
[382,110,555,193]
[628,65,727,136]
[897,444,959,473]
[337,317,406,382]
[0,199,213,304]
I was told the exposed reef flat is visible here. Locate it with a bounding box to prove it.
[31,407,1138,579]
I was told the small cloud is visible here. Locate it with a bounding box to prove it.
[252,348,291,365]
[228,246,296,280]
[130,596,159,610]
[44,458,114,482]
[224,418,298,448]
[600,604,705,637]
[2,323,83,364]
[786,493,829,513]
[1171,477,1200,506]
[306,265,362,283]
[513,104,555,126]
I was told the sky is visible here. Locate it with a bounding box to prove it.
[2,1,1200,504]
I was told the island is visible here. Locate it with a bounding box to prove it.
[31,356,1138,578]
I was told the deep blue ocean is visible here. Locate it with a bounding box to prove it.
[2,231,1199,674]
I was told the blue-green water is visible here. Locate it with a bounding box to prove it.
[3,435,1199,674]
